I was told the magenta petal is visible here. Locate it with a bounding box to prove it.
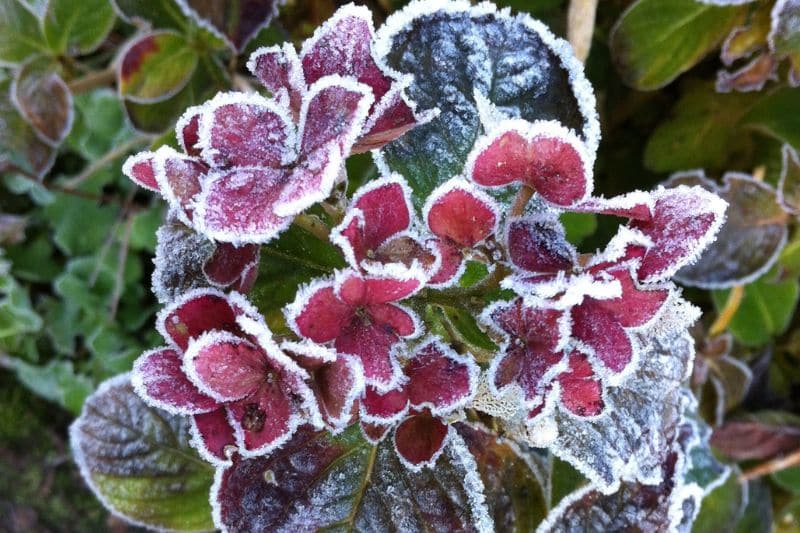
[426,180,498,247]
[122,152,159,192]
[198,167,291,243]
[368,303,418,337]
[300,5,390,98]
[493,344,565,405]
[204,243,260,287]
[290,284,353,343]
[299,78,372,156]
[595,265,669,328]
[506,217,576,273]
[156,149,206,216]
[571,301,633,374]
[274,145,342,218]
[469,123,591,207]
[177,106,202,157]
[337,272,421,306]
[572,191,654,221]
[361,385,409,423]
[248,43,305,113]
[558,352,604,417]
[185,333,265,402]
[631,186,727,283]
[335,320,398,389]
[361,421,391,443]
[394,412,449,469]
[355,89,417,152]
[405,341,476,414]
[200,94,294,168]
[490,299,564,353]
[158,291,239,351]
[229,382,297,455]
[132,347,217,414]
[428,238,464,286]
[192,408,236,463]
[311,355,362,427]
[352,177,413,252]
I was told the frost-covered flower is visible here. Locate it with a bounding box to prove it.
[331,173,436,276]
[131,289,322,462]
[247,3,428,153]
[358,339,479,469]
[423,177,499,286]
[286,269,423,391]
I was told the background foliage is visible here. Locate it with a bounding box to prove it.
[2,0,800,530]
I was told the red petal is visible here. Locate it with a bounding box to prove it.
[192,408,236,463]
[489,299,564,352]
[338,273,422,306]
[122,152,159,192]
[355,89,417,152]
[300,5,391,99]
[361,384,409,423]
[594,264,669,328]
[492,343,565,405]
[506,217,576,273]
[571,301,633,374]
[248,43,305,113]
[200,94,294,169]
[184,333,265,402]
[558,352,604,417]
[132,347,217,414]
[405,341,476,414]
[289,284,353,343]
[274,145,342,218]
[204,243,260,287]
[158,290,240,351]
[299,78,372,156]
[368,303,418,337]
[352,177,413,253]
[198,167,291,243]
[361,422,391,443]
[469,122,590,207]
[632,186,726,283]
[335,319,399,389]
[394,412,449,469]
[156,149,205,216]
[426,180,498,247]
[310,355,362,427]
[571,192,653,221]
[427,238,464,287]
[229,382,298,455]
[177,106,202,156]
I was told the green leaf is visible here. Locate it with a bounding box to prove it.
[734,480,773,533]
[609,0,743,90]
[213,424,497,531]
[70,375,215,531]
[111,0,188,30]
[118,31,198,103]
[0,255,42,345]
[0,78,55,177]
[67,89,135,160]
[13,359,93,414]
[559,212,597,245]
[773,467,800,496]
[377,4,596,208]
[13,57,73,145]
[43,192,118,256]
[129,205,164,252]
[433,304,498,363]
[0,0,46,65]
[693,468,747,532]
[42,0,115,55]
[741,88,800,151]
[712,272,799,347]
[4,233,60,283]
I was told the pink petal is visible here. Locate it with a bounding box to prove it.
[300,5,390,99]
[631,185,727,283]
[122,152,159,192]
[197,167,292,243]
[274,145,342,218]
[469,122,591,207]
[298,77,372,156]
[248,43,305,113]
[571,191,653,221]
[361,422,391,443]
[335,319,399,389]
[426,180,498,247]
[200,94,294,168]
[132,347,217,414]
[405,341,476,414]
[351,177,413,253]
[394,412,449,469]
[354,89,417,152]
[570,300,633,374]
[155,149,206,217]
[367,303,418,337]
[192,408,236,463]
[506,217,576,273]
[360,385,409,423]
[229,382,297,455]
[338,273,422,306]
[203,243,260,287]
[593,264,669,328]
[489,299,564,352]
[289,284,353,343]
[310,355,362,428]
[184,333,265,402]
[176,106,202,157]
[558,352,604,417]
[158,290,240,351]
[333,213,367,266]
[427,238,464,287]
[492,343,565,405]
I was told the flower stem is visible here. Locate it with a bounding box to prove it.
[293,213,330,241]
[510,185,535,217]
[740,446,800,482]
[67,67,116,94]
[708,285,744,337]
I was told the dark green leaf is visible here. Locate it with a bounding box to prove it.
[42,0,115,55]
[0,0,46,64]
[118,31,198,103]
[742,88,800,150]
[773,467,800,496]
[43,193,118,256]
[178,0,283,52]
[13,359,93,414]
[734,480,772,533]
[67,89,135,160]
[111,0,188,30]
[692,467,746,532]
[70,375,215,531]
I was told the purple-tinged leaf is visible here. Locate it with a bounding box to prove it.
[118,31,198,103]
[769,0,800,82]
[506,215,576,274]
[779,143,800,215]
[0,78,56,178]
[70,375,215,531]
[12,59,73,146]
[716,53,777,93]
[176,0,283,53]
[711,413,800,460]
[669,171,788,289]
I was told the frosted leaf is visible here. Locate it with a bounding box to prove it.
[70,374,215,531]
[779,143,800,214]
[506,215,577,273]
[151,217,216,304]
[375,0,599,207]
[716,53,778,93]
[769,0,800,85]
[669,171,787,289]
[212,424,494,532]
[174,0,283,53]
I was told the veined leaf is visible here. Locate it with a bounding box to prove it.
[118,31,198,104]
[0,0,46,65]
[42,0,115,55]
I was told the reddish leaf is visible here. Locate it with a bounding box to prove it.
[13,59,73,145]
[711,418,800,460]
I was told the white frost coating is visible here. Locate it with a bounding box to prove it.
[181,330,259,403]
[535,482,595,533]
[174,0,285,53]
[407,337,480,416]
[422,176,501,240]
[446,431,495,533]
[575,189,655,219]
[768,0,800,53]
[175,104,203,154]
[195,90,298,168]
[246,43,308,108]
[716,54,778,93]
[121,151,160,192]
[274,75,375,217]
[507,270,623,310]
[324,354,366,431]
[188,413,233,468]
[465,118,595,206]
[473,88,508,130]
[130,347,214,416]
[372,0,600,156]
[225,290,263,322]
[586,225,652,268]
[778,143,800,214]
[469,370,526,421]
[210,458,229,533]
[154,286,230,350]
[280,339,337,363]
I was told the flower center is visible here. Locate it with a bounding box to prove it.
[242,403,266,432]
